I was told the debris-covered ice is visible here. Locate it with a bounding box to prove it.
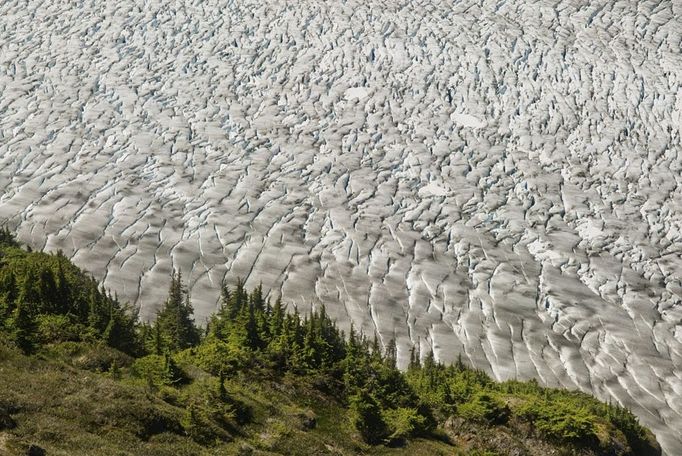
[1,0,681,452]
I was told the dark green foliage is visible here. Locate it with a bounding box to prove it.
[0,226,18,248]
[456,391,510,425]
[349,390,389,444]
[406,359,657,454]
[102,301,141,355]
[608,402,653,454]
[131,354,189,387]
[0,240,142,355]
[11,299,35,354]
[151,271,200,353]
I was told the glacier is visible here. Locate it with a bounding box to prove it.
[1,0,681,452]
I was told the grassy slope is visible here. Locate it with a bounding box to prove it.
[0,338,660,456]
[0,340,459,456]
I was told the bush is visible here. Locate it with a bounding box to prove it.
[382,407,427,442]
[192,338,247,376]
[457,392,510,425]
[0,402,17,430]
[36,315,84,344]
[131,354,189,387]
[518,399,598,445]
[42,341,133,372]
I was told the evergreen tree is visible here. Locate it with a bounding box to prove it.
[163,352,186,385]
[155,270,200,352]
[154,322,163,355]
[218,370,227,401]
[17,268,41,312]
[349,390,389,444]
[0,227,18,247]
[385,338,397,369]
[37,267,57,313]
[269,296,284,338]
[87,285,105,334]
[0,271,18,324]
[243,298,262,350]
[409,341,421,370]
[226,277,246,320]
[103,300,141,355]
[54,258,70,315]
[11,300,35,354]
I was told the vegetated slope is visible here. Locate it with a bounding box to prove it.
[0,232,660,455]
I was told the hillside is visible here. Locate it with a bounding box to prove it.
[0,230,661,456]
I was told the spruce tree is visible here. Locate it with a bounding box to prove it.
[243,299,261,350]
[17,268,41,313]
[155,270,200,352]
[12,300,35,354]
[38,267,57,313]
[385,338,397,369]
[349,390,389,444]
[227,277,247,319]
[269,296,284,337]
[0,227,18,247]
[54,259,70,315]
[154,322,163,355]
[0,271,18,324]
[87,285,104,334]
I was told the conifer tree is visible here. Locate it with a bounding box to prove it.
[385,338,397,369]
[226,277,247,319]
[38,267,57,313]
[243,298,262,350]
[87,285,105,334]
[349,390,389,444]
[17,268,41,312]
[102,300,140,355]
[55,258,70,315]
[155,270,200,352]
[269,296,284,338]
[0,271,18,324]
[12,300,35,354]
[154,322,163,355]
[0,227,18,247]
[409,340,421,370]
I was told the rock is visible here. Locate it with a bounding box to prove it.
[295,410,317,430]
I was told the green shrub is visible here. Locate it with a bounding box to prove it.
[518,399,598,444]
[192,337,247,376]
[457,392,510,425]
[131,354,189,387]
[36,315,84,344]
[383,407,427,441]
